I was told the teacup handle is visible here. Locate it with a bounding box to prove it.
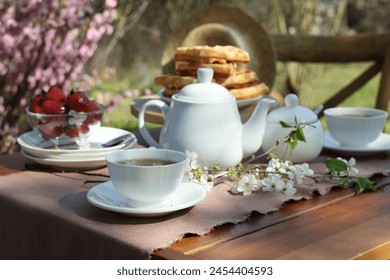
[138,100,170,148]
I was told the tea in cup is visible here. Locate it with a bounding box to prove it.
[324,107,388,147]
[106,149,188,208]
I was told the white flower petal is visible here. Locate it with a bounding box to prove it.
[243,188,252,196]
[348,157,356,166]
[230,187,240,194]
[284,186,297,196]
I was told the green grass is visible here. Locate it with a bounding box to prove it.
[295,62,389,133]
[103,98,139,131]
[90,78,160,132]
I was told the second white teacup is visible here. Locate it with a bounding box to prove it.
[324,107,388,147]
[106,149,188,208]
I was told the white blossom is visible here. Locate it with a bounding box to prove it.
[183,151,213,191]
[190,174,214,192]
[236,174,260,196]
[266,158,291,174]
[182,151,337,198]
[186,150,200,169]
[281,180,297,196]
[341,157,359,177]
[182,164,193,182]
[262,174,285,192]
[287,163,314,184]
[301,163,314,176]
[198,174,214,192]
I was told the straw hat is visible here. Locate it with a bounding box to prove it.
[161,6,276,87]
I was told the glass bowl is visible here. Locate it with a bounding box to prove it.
[26,104,104,149]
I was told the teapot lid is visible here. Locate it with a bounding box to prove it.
[267,94,318,124]
[174,68,233,103]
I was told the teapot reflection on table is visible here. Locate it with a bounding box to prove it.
[138,68,276,168]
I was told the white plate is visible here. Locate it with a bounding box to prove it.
[236,95,263,109]
[17,127,137,159]
[323,131,390,157]
[87,181,206,217]
[158,89,263,109]
[157,89,172,104]
[21,150,107,170]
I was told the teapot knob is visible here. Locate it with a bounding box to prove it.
[197,68,213,83]
[285,93,299,108]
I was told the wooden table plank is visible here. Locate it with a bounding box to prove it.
[153,187,356,259]
[354,241,390,260]
[190,186,390,260]
[153,175,390,260]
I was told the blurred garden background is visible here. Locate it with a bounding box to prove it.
[1,0,389,154]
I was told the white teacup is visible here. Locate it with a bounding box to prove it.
[324,107,388,147]
[106,149,188,208]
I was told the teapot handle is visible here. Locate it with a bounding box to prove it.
[138,100,170,148]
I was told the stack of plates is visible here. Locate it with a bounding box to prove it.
[18,127,138,170]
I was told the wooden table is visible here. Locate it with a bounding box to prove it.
[1,130,390,260]
[137,128,390,260]
[154,182,390,260]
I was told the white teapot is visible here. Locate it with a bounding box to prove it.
[262,94,324,162]
[138,68,276,168]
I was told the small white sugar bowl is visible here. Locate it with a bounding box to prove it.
[262,94,324,162]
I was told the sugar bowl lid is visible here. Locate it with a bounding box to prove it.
[267,94,318,124]
[174,68,233,102]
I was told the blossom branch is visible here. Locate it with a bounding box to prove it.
[182,120,379,196]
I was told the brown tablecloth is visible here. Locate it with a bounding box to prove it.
[0,152,389,259]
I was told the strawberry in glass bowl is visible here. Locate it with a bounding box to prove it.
[26,86,104,149]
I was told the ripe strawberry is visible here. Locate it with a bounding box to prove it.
[38,121,63,139]
[29,95,44,113]
[42,100,67,114]
[79,121,90,134]
[67,91,91,112]
[45,86,67,102]
[85,101,99,112]
[63,125,80,137]
[87,111,103,124]
[82,101,102,123]
[63,122,89,138]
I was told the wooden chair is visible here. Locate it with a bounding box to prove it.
[271,33,390,116]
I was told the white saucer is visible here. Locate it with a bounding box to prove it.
[87,181,206,217]
[22,150,107,170]
[236,95,263,109]
[323,131,390,157]
[18,127,137,159]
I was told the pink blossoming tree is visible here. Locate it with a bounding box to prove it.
[0,0,117,154]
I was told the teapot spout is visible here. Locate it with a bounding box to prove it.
[242,97,277,157]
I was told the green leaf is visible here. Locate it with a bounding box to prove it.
[339,178,349,186]
[354,177,382,194]
[354,178,372,193]
[289,136,298,150]
[295,126,307,142]
[324,158,348,172]
[279,121,292,128]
